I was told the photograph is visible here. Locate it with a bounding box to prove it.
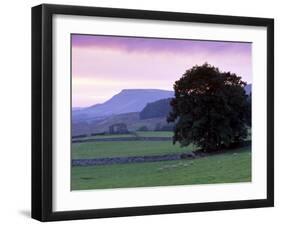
[71,34,252,191]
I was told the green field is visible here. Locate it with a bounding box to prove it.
[71,131,251,190]
[135,131,173,137]
[72,141,196,159]
[72,133,135,141]
[72,146,251,190]
[72,131,172,142]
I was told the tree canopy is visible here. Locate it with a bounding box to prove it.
[167,63,251,152]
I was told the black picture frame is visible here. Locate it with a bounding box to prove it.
[32,4,274,222]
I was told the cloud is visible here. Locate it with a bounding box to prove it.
[72,34,251,55]
[72,34,252,107]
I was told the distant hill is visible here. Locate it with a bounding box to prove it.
[140,98,172,119]
[72,112,169,135]
[245,84,252,95]
[73,89,174,122]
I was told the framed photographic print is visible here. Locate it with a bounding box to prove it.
[32,4,274,221]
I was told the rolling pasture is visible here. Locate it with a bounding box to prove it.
[71,131,251,190]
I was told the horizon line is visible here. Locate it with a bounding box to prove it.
[72,84,251,109]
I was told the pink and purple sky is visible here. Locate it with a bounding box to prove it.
[72,34,252,107]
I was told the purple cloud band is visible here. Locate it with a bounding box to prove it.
[72,34,252,107]
[72,34,251,55]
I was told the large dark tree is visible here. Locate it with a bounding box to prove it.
[167,63,251,152]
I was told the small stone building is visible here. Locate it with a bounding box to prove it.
[109,123,128,134]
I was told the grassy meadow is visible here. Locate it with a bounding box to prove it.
[71,131,251,190]
[72,141,195,159]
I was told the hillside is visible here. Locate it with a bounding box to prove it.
[73,89,174,122]
[72,112,170,136]
[140,98,172,119]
